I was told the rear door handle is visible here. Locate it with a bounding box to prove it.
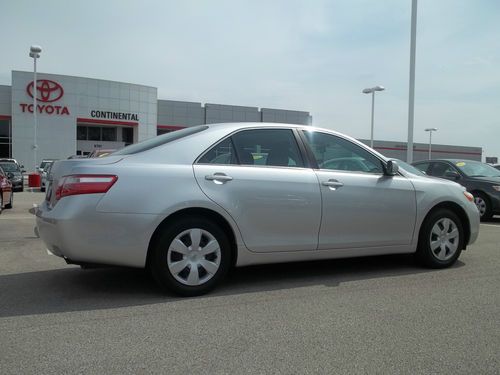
[205,173,233,183]
[322,179,344,189]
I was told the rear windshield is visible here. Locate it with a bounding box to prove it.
[113,126,208,155]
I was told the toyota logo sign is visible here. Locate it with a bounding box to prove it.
[20,79,70,115]
[27,79,64,103]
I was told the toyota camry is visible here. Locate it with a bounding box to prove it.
[36,123,480,296]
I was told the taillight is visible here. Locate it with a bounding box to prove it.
[55,175,118,201]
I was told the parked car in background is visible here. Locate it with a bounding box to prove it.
[38,159,57,174]
[0,166,13,213]
[0,159,24,192]
[493,164,500,171]
[394,159,427,176]
[413,159,500,220]
[40,161,56,192]
[36,123,480,296]
[88,149,116,158]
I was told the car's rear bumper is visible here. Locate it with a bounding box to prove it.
[35,196,161,268]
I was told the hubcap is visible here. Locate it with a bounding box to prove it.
[429,218,459,261]
[473,197,486,217]
[167,228,221,286]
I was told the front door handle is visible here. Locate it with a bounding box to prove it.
[205,173,233,184]
[322,179,344,190]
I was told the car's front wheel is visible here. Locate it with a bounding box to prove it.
[149,217,231,296]
[416,208,464,268]
[473,192,492,220]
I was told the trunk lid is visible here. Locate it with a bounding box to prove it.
[46,156,125,207]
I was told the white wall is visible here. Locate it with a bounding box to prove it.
[11,71,157,170]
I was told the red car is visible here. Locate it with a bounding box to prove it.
[0,165,13,213]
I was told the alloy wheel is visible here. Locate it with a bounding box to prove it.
[167,228,221,286]
[473,196,486,217]
[429,218,459,261]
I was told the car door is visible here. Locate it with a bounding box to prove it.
[193,128,321,253]
[301,130,417,250]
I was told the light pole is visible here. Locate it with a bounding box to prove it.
[29,45,42,172]
[425,127,437,159]
[407,0,418,163]
[362,85,385,148]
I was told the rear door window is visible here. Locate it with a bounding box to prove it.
[231,129,304,168]
[198,137,237,165]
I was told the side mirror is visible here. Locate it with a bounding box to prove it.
[385,160,399,176]
[444,170,460,180]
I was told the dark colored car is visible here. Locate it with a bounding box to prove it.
[493,164,500,171]
[413,159,500,220]
[0,166,14,213]
[0,159,24,192]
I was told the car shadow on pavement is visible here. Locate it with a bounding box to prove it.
[0,254,464,318]
[484,217,500,224]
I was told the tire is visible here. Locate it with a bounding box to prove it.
[473,192,492,221]
[149,217,232,296]
[416,208,464,268]
[41,187,45,192]
[5,193,12,209]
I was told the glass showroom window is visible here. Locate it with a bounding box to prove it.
[122,127,134,144]
[77,126,87,140]
[0,119,11,158]
[102,127,117,142]
[87,127,101,141]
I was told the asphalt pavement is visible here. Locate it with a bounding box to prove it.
[0,192,499,374]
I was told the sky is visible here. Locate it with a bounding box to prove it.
[1,0,499,159]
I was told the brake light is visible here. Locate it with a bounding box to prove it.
[55,175,118,200]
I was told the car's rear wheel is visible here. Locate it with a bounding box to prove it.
[149,217,231,296]
[473,192,492,220]
[416,208,463,268]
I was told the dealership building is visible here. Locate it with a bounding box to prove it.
[0,70,483,170]
[0,71,311,169]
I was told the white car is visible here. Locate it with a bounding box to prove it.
[36,123,480,296]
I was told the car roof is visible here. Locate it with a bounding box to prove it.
[203,122,389,159]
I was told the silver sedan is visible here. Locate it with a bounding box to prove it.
[36,123,480,296]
